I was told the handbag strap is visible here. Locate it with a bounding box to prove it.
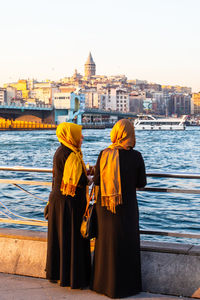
[84,184,95,217]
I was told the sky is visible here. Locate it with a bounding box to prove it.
[0,0,200,92]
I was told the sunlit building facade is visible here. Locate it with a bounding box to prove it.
[191,93,200,115]
[102,87,129,112]
[0,88,6,105]
[4,80,29,99]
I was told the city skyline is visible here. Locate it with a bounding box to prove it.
[0,0,200,92]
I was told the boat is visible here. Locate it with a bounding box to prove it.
[134,114,187,130]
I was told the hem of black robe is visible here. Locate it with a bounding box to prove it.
[46,276,90,289]
[90,287,142,299]
[60,282,90,289]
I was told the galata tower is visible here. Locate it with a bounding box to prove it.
[84,52,96,77]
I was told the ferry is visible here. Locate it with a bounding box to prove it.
[134,115,187,130]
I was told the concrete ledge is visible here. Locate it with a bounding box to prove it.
[141,240,194,254]
[0,228,47,241]
[0,228,200,298]
[0,228,47,278]
[141,247,200,298]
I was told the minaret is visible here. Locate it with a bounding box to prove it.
[84,52,96,77]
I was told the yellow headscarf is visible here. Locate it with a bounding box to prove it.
[109,118,136,150]
[56,122,87,197]
[100,119,135,213]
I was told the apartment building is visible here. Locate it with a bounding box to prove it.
[191,93,200,115]
[152,92,166,115]
[0,88,6,105]
[54,93,72,109]
[103,87,129,112]
[4,80,29,99]
[167,93,191,116]
[116,89,129,112]
[84,90,99,108]
[6,86,16,104]
[162,85,192,94]
[129,91,145,114]
[53,92,80,112]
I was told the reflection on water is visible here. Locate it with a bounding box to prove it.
[0,127,200,244]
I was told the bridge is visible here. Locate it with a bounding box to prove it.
[0,103,53,123]
[0,104,137,124]
[84,107,136,117]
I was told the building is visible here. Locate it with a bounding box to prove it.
[84,89,99,108]
[143,98,153,113]
[53,91,83,124]
[152,92,166,115]
[129,92,145,114]
[4,80,29,99]
[3,79,58,106]
[102,87,129,112]
[30,88,51,105]
[191,93,200,115]
[62,70,83,85]
[162,85,192,94]
[54,92,72,109]
[27,79,37,90]
[84,52,96,78]
[0,88,6,105]
[72,69,82,81]
[6,86,16,104]
[32,82,57,105]
[116,88,129,112]
[167,93,191,116]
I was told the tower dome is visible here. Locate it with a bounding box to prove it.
[84,52,96,77]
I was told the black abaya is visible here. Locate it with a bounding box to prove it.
[46,144,91,288]
[91,149,146,298]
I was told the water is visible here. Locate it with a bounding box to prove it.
[0,127,200,244]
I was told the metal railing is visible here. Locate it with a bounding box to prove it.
[0,166,200,240]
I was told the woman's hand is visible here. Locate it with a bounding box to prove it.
[87,175,93,186]
[86,163,95,176]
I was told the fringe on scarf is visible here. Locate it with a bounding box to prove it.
[60,180,76,197]
[101,194,122,214]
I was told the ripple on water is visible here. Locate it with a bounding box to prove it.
[0,128,200,244]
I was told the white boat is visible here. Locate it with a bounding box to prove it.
[134,115,187,130]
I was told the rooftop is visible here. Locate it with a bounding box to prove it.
[85,52,95,65]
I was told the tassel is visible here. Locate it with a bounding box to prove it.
[101,194,122,214]
[60,180,76,197]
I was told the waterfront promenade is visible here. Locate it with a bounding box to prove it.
[0,273,192,300]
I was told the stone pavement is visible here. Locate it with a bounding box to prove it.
[0,273,192,300]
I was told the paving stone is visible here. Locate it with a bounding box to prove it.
[0,273,193,300]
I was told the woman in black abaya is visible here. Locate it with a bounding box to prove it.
[91,119,146,298]
[46,122,91,288]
